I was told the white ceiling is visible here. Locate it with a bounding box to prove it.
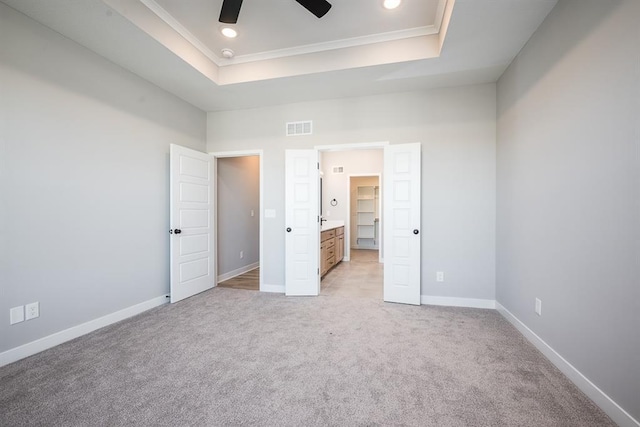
[1,0,558,112]
[152,0,442,58]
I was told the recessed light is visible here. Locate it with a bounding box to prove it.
[221,27,237,38]
[383,0,401,10]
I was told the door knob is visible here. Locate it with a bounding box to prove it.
[286,227,292,232]
[174,229,182,234]
[413,229,419,235]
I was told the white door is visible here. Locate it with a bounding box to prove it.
[284,149,319,296]
[383,143,421,305]
[169,144,215,303]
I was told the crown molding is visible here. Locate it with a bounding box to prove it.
[139,0,447,66]
[139,0,222,64]
[225,26,435,66]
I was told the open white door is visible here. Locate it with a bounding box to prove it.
[169,144,214,303]
[284,149,319,296]
[383,143,421,305]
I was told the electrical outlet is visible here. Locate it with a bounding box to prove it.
[240,251,244,259]
[535,298,542,316]
[25,302,39,320]
[10,306,24,325]
[436,271,445,282]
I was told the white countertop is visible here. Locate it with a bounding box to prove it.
[321,220,344,232]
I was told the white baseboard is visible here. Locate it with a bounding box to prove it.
[421,295,496,309]
[217,262,259,283]
[260,283,285,293]
[496,302,639,427]
[0,294,170,368]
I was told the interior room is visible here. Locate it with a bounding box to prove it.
[319,148,383,297]
[1,0,638,425]
[215,155,260,291]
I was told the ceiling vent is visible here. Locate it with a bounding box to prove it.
[332,166,344,174]
[286,121,312,136]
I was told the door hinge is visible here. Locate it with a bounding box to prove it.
[317,162,320,170]
[317,268,320,275]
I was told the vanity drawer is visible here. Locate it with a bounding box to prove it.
[325,237,335,250]
[326,245,335,258]
[321,229,336,241]
[326,255,336,268]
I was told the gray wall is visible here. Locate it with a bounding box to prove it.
[496,0,640,420]
[0,4,206,353]
[216,156,260,276]
[207,84,496,300]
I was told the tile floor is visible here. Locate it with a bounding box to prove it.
[320,249,382,300]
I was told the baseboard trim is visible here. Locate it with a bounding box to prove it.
[496,302,639,427]
[260,283,285,293]
[217,262,259,283]
[421,295,496,309]
[0,294,170,368]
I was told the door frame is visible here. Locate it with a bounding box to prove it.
[347,173,383,263]
[316,141,388,264]
[210,149,264,292]
[286,141,421,305]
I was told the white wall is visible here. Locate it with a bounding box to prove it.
[0,4,206,354]
[496,0,640,423]
[207,84,496,300]
[320,150,382,223]
[216,156,260,277]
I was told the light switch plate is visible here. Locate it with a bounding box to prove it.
[535,298,542,316]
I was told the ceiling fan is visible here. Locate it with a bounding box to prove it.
[219,0,332,24]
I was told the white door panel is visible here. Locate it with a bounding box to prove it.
[383,143,421,305]
[285,150,319,296]
[170,144,214,303]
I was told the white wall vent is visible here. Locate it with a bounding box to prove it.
[286,121,312,136]
[332,166,344,174]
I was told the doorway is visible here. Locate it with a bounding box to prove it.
[284,142,422,304]
[212,151,263,292]
[349,175,381,261]
[318,148,383,298]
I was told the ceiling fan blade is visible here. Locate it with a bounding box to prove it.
[295,0,332,18]
[219,0,243,24]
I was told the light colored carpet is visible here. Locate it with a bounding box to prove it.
[0,288,613,426]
